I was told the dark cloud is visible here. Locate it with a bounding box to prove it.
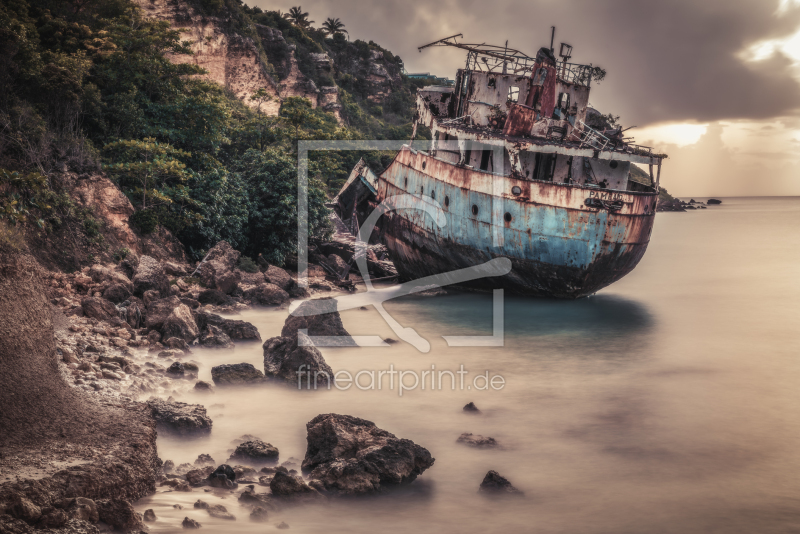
[253,0,800,126]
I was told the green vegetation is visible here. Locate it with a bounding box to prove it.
[0,0,430,266]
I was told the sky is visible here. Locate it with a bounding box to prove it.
[251,0,800,196]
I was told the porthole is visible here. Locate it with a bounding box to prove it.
[472,204,479,216]
[422,160,426,170]
[420,186,424,194]
[431,190,435,200]
[511,186,522,196]
[444,196,450,207]
[504,212,512,223]
[609,161,618,169]
[404,177,408,187]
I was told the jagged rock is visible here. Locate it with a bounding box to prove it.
[211,363,264,386]
[250,507,270,522]
[182,516,201,529]
[180,297,201,309]
[161,304,200,342]
[194,380,215,393]
[263,333,334,387]
[163,336,191,352]
[478,470,523,495]
[456,433,499,448]
[463,402,480,413]
[166,362,185,377]
[80,297,119,323]
[194,311,260,341]
[281,298,354,346]
[147,399,212,436]
[185,466,215,486]
[264,265,293,291]
[243,283,290,307]
[301,414,435,495]
[163,262,188,276]
[198,242,241,294]
[146,296,182,330]
[103,283,131,304]
[96,499,144,531]
[229,440,279,465]
[142,289,161,306]
[199,325,234,349]
[143,509,157,522]
[133,255,170,298]
[197,289,230,306]
[207,464,237,489]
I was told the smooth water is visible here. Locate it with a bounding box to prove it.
[136,197,800,533]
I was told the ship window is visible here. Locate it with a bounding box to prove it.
[445,196,450,207]
[431,190,435,200]
[558,92,570,110]
[472,204,479,216]
[404,177,408,187]
[609,160,618,169]
[479,150,492,171]
[488,78,496,88]
[504,212,512,223]
[422,160,426,170]
[420,186,424,194]
[507,86,520,103]
[511,186,522,196]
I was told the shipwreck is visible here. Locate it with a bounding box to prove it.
[335,32,666,298]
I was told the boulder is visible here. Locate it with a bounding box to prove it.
[103,283,131,304]
[195,454,215,466]
[197,289,230,306]
[163,262,188,276]
[194,311,260,342]
[211,363,265,386]
[206,504,235,520]
[80,297,119,323]
[707,198,722,205]
[163,336,191,352]
[301,413,435,495]
[143,509,157,522]
[147,399,212,436]
[205,241,240,270]
[8,495,41,523]
[37,508,67,528]
[456,433,499,448]
[250,507,270,522]
[229,440,279,465]
[281,298,354,346]
[269,471,318,498]
[199,325,235,349]
[182,517,201,529]
[185,465,215,486]
[142,289,161,306]
[125,299,145,329]
[207,464,237,489]
[478,470,523,495]
[463,402,480,413]
[161,304,199,343]
[96,499,144,531]
[243,283,289,307]
[264,265,293,291]
[65,497,98,523]
[166,362,185,377]
[198,242,241,294]
[324,254,348,274]
[263,333,334,387]
[132,255,170,298]
[145,296,182,330]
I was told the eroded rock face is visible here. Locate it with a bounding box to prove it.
[229,440,279,465]
[147,399,212,436]
[132,255,170,298]
[211,363,264,386]
[478,470,523,495]
[281,298,354,346]
[263,333,334,388]
[301,414,435,495]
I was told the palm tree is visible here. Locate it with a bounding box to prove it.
[321,17,348,37]
[284,6,314,29]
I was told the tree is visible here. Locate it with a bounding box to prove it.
[249,88,273,113]
[283,6,314,29]
[321,18,348,37]
[280,97,319,138]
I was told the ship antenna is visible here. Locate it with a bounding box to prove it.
[550,26,556,53]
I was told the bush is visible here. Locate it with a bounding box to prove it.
[129,209,158,234]
[237,255,259,273]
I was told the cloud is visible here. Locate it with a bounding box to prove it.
[253,0,800,126]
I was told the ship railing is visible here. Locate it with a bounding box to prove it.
[556,62,594,87]
[573,120,612,151]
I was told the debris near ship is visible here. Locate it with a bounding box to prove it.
[336,31,668,298]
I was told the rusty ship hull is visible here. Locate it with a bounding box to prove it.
[369,148,657,298]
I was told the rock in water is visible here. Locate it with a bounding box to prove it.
[143,509,157,522]
[301,413,435,495]
[147,399,212,436]
[250,507,270,522]
[211,363,265,386]
[243,283,290,306]
[162,304,200,343]
[96,499,144,531]
[707,198,722,204]
[194,311,261,341]
[269,471,321,501]
[229,440,279,465]
[263,332,334,388]
[281,298,355,346]
[182,516,201,529]
[456,433,499,448]
[478,470,523,495]
[199,325,235,349]
[463,402,480,413]
[207,464,237,489]
[133,255,170,298]
[194,380,215,393]
[206,504,235,520]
